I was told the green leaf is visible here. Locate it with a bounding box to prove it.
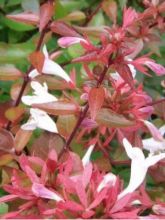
[0,42,35,64]
[54,0,68,19]
[6,0,22,6]
[0,203,8,215]
[60,0,88,12]
[67,44,84,58]
[0,14,35,31]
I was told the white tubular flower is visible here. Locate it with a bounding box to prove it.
[142,123,165,155]
[82,144,95,167]
[29,45,74,87]
[22,81,57,105]
[97,173,117,193]
[21,108,58,133]
[32,183,63,202]
[118,138,165,200]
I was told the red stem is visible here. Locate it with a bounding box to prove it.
[6,23,50,130]
[59,59,113,158]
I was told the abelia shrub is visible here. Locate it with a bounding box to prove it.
[0,0,165,219]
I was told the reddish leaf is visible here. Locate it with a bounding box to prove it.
[88,188,107,210]
[30,132,64,159]
[32,101,80,115]
[36,75,74,90]
[0,128,14,152]
[56,115,76,138]
[29,51,45,73]
[7,12,39,26]
[110,193,132,213]
[50,21,80,37]
[58,200,84,212]
[75,180,88,208]
[14,129,33,153]
[96,108,135,128]
[88,87,105,120]
[0,153,13,166]
[116,64,134,89]
[10,82,30,101]
[0,102,13,128]
[0,64,22,81]
[39,2,54,32]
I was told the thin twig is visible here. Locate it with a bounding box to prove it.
[83,1,103,26]
[59,58,113,159]
[6,23,51,130]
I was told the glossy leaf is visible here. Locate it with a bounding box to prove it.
[62,11,86,22]
[7,12,39,26]
[36,75,74,90]
[57,115,76,138]
[10,82,29,101]
[88,87,105,120]
[14,129,33,152]
[0,42,35,64]
[5,106,25,123]
[0,64,22,81]
[0,14,35,31]
[0,154,13,166]
[30,132,65,158]
[102,0,117,24]
[32,101,79,115]
[96,108,135,128]
[0,128,14,151]
[50,21,80,37]
[29,51,45,73]
[39,1,54,32]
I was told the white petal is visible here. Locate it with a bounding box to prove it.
[21,117,37,130]
[128,63,136,78]
[42,45,49,58]
[43,59,72,83]
[22,81,57,105]
[31,81,48,94]
[123,138,145,160]
[97,173,117,192]
[82,144,95,167]
[30,108,58,133]
[118,161,147,200]
[145,153,165,168]
[32,183,63,201]
[143,138,165,153]
[29,69,40,79]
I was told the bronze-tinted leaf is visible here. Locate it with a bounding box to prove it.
[32,101,80,115]
[10,82,30,101]
[39,1,54,32]
[0,64,22,81]
[30,132,65,159]
[36,75,73,90]
[57,115,76,138]
[29,51,45,73]
[88,87,105,120]
[0,128,14,151]
[5,106,25,123]
[102,0,117,24]
[0,154,13,166]
[96,108,135,128]
[50,21,80,37]
[14,129,32,152]
[7,12,39,26]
